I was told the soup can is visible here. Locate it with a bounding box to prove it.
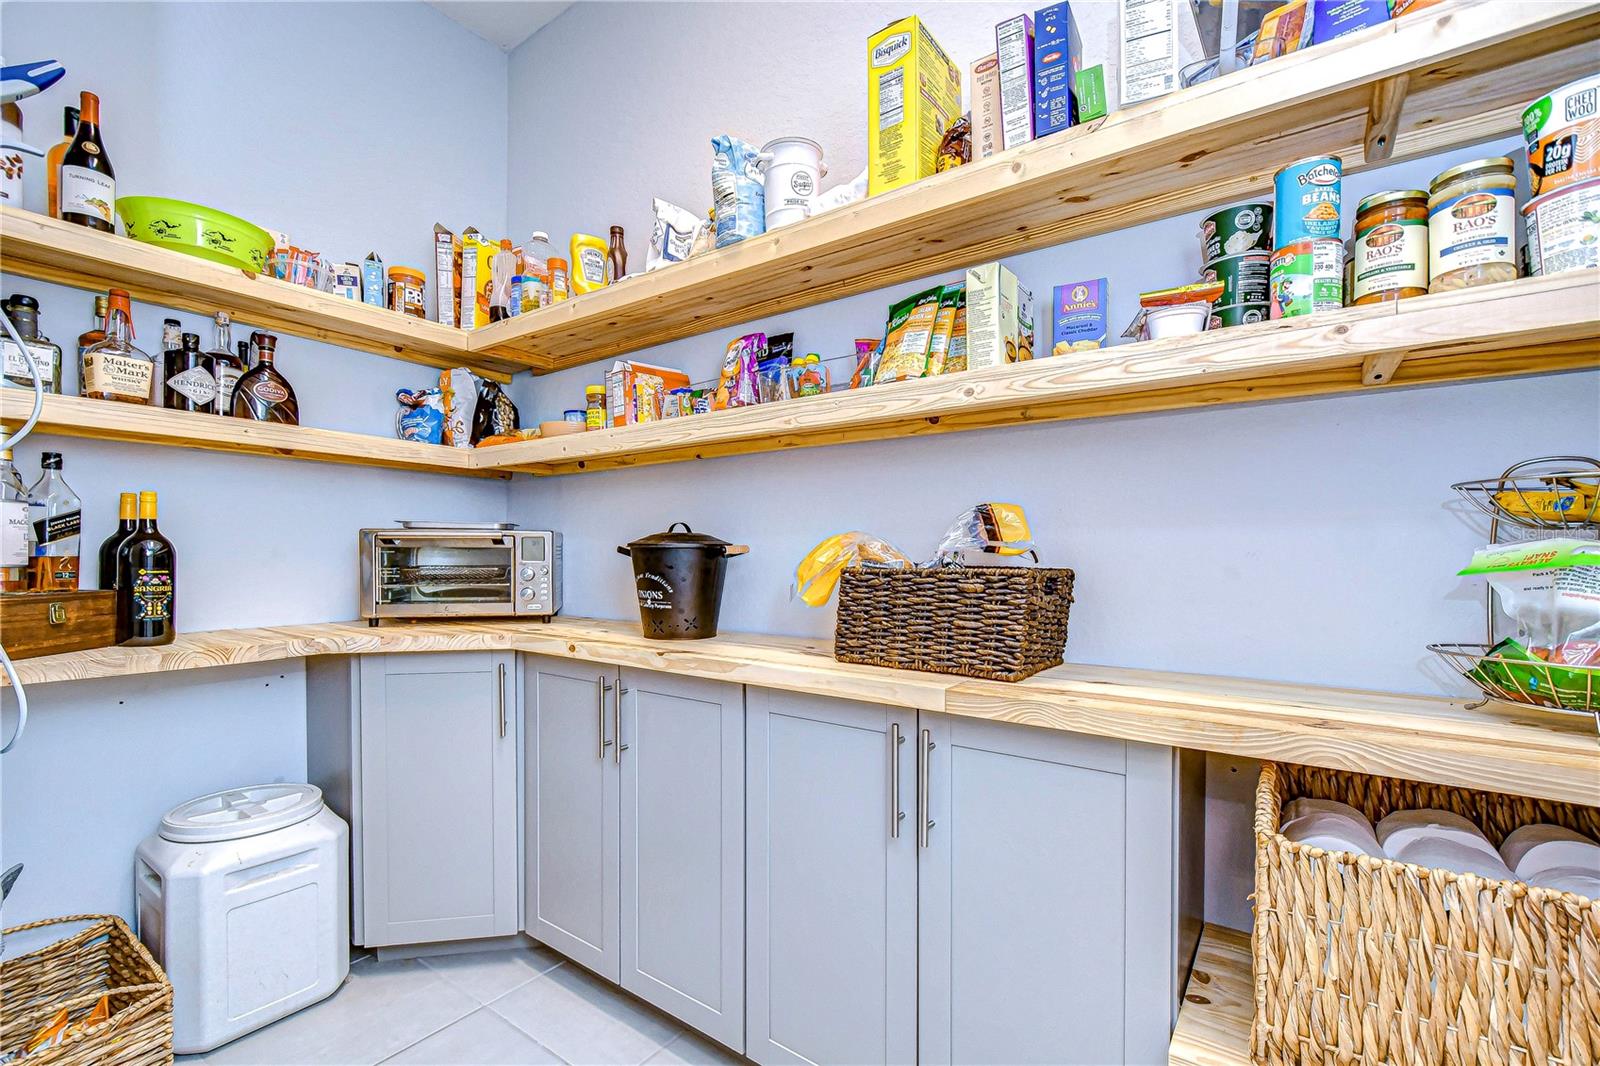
[1200,202,1273,261]
[1200,251,1271,307]
[1274,155,1342,246]
[1270,238,1344,319]
[1523,176,1600,277]
[1523,74,1600,198]
[1208,303,1269,329]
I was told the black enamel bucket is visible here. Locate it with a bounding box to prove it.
[617,523,748,640]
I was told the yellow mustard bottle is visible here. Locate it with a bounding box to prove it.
[569,233,609,295]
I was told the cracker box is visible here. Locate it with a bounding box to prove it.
[605,360,691,427]
[966,262,1032,370]
[1051,279,1109,354]
[360,252,385,308]
[433,223,459,328]
[995,14,1035,151]
[868,16,961,197]
[971,54,1003,160]
[1032,2,1083,139]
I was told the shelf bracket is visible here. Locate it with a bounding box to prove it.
[1361,350,1406,386]
[1363,73,1411,163]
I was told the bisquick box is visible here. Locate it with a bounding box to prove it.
[867,16,961,197]
[1032,2,1082,139]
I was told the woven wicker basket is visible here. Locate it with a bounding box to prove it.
[0,914,173,1066]
[1253,762,1600,1066]
[834,564,1074,682]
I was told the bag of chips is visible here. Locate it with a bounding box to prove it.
[711,135,767,248]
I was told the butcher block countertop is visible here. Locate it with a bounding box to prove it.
[8,618,1596,805]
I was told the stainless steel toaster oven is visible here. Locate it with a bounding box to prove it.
[360,523,562,623]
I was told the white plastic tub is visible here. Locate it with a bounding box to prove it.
[135,783,350,1054]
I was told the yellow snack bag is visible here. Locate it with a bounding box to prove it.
[796,532,911,607]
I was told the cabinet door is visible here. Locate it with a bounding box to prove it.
[523,655,621,981]
[358,651,517,947]
[619,667,745,1050]
[917,713,1138,1065]
[745,689,916,1066]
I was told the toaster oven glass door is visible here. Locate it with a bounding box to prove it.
[374,536,517,609]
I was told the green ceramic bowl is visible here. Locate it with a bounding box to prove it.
[116,196,274,273]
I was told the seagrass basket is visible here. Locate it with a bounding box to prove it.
[1253,762,1600,1066]
[834,563,1074,681]
[0,914,173,1065]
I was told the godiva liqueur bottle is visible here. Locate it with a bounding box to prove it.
[232,332,298,424]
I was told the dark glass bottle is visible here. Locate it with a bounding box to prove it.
[206,312,243,415]
[59,91,115,232]
[164,333,216,413]
[115,490,175,646]
[607,225,627,283]
[97,491,136,590]
[237,339,252,371]
[232,332,298,424]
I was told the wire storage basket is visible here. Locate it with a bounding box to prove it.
[0,914,172,1065]
[1253,761,1600,1066]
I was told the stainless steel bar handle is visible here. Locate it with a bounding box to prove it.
[497,663,507,739]
[917,728,936,849]
[889,723,905,838]
[614,684,628,764]
[596,676,614,759]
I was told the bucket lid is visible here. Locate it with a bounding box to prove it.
[160,783,324,843]
[625,522,734,551]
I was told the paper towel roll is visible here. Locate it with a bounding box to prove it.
[1376,809,1500,862]
[1528,865,1600,898]
[1391,836,1514,880]
[1500,824,1600,878]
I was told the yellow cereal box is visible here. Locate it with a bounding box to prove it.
[868,16,961,197]
[459,231,497,331]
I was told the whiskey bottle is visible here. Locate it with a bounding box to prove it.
[1,294,63,393]
[206,313,244,414]
[115,490,175,646]
[97,491,136,589]
[164,333,216,413]
[77,293,109,367]
[81,289,156,404]
[232,332,298,424]
[0,449,32,593]
[27,451,81,591]
[59,91,115,232]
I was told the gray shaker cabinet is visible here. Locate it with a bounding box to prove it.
[337,652,518,948]
[744,689,917,1066]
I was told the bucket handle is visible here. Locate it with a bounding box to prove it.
[726,545,750,557]
[668,522,694,533]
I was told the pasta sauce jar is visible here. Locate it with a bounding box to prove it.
[1427,157,1517,292]
[1352,189,1429,304]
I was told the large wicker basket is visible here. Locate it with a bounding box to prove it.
[0,914,173,1066]
[1253,762,1600,1066]
[834,563,1074,682]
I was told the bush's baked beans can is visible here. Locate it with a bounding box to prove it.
[1270,238,1344,319]
[1274,155,1343,246]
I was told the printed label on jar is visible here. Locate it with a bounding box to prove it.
[59,165,115,223]
[214,365,241,409]
[1428,188,1514,281]
[133,567,173,621]
[167,366,218,405]
[84,352,153,400]
[1,340,56,385]
[1,499,27,567]
[1354,218,1428,300]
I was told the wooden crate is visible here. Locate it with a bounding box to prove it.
[0,590,117,659]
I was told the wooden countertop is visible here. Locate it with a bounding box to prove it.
[8,618,1596,805]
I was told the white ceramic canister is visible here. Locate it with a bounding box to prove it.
[1,103,44,214]
[760,137,827,230]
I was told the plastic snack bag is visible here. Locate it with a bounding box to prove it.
[928,503,1035,565]
[1461,538,1600,660]
[471,378,520,444]
[439,367,480,448]
[713,333,763,410]
[396,386,446,444]
[647,197,703,271]
[796,531,912,607]
[711,135,766,248]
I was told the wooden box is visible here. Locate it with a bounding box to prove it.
[0,590,117,659]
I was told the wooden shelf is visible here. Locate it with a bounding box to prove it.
[0,391,502,478]
[0,208,521,381]
[1170,925,1252,1066]
[478,273,1600,476]
[465,0,1600,373]
[7,617,1596,805]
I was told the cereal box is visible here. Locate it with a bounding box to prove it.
[868,16,961,197]
[996,14,1035,151]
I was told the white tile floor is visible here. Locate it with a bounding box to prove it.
[176,944,748,1066]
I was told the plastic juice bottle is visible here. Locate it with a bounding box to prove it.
[522,232,553,309]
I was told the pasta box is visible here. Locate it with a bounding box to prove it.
[0,589,117,660]
[1032,2,1082,139]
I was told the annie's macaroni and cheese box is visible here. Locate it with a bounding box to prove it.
[868,16,961,197]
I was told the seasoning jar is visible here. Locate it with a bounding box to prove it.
[386,266,427,318]
[1352,189,1429,304]
[547,257,570,302]
[1427,157,1517,292]
[585,384,606,430]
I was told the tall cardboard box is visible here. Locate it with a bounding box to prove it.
[995,14,1035,151]
[966,262,1032,370]
[1033,2,1083,138]
[868,16,961,197]
[971,54,1002,160]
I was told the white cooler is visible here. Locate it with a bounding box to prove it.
[135,783,350,1054]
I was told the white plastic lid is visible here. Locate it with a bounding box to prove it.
[159,783,324,844]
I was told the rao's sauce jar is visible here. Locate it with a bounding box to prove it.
[1352,189,1429,304]
[1427,157,1517,292]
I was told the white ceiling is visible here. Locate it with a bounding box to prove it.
[426,1,573,51]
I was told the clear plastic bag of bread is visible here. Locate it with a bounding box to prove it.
[795,531,911,607]
[927,503,1035,566]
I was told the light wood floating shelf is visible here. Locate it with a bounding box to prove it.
[465,0,1600,372]
[0,391,502,478]
[0,208,521,381]
[477,273,1600,476]
[7,618,1595,806]
[1170,925,1252,1066]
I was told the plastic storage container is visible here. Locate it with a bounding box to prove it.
[135,783,349,1055]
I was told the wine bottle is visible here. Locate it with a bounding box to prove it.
[206,313,243,415]
[59,91,115,232]
[27,451,81,591]
[232,332,298,424]
[46,105,79,219]
[115,490,175,646]
[97,491,136,590]
[164,333,216,413]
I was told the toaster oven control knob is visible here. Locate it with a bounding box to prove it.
[519,566,536,581]
[519,587,534,600]
[537,564,549,576]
